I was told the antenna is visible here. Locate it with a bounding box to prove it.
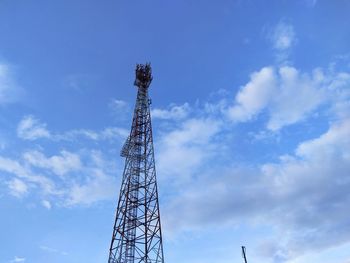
[242,246,248,263]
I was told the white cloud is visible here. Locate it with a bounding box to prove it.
[267,67,326,130]
[227,65,350,131]
[41,200,52,209]
[152,103,190,120]
[162,118,220,145]
[0,156,32,177]
[163,117,350,261]
[271,22,296,51]
[16,115,128,142]
[296,118,350,158]
[63,129,100,140]
[0,156,57,195]
[228,67,276,122]
[260,119,350,260]
[100,127,129,140]
[69,150,120,206]
[17,115,50,140]
[328,72,350,119]
[10,256,26,262]
[1,148,119,207]
[156,118,221,183]
[58,127,128,141]
[65,169,118,206]
[7,178,28,198]
[23,150,82,176]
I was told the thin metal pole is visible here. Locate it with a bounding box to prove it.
[242,246,248,263]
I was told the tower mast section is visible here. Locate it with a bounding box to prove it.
[108,64,165,263]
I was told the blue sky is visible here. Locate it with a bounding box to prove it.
[1,0,350,262]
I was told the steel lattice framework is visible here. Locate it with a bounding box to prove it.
[108,64,165,263]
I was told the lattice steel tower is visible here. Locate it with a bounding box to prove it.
[108,64,165,263]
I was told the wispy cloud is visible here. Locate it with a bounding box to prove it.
[0,156,57,196]
[0,149,119,207]
[39,245,68,256]
[271,22,296,51]
[305,0,317,7]
[23,150,82,176]
[41,200,52,209]
[7,178,28,198]
[267,21,297,62]
[109,99,128,112]
[10,256,25,262]
[62,73,97,91]
[17,115,51,140]
[65,170,117,206]
[16,115,128,141]
[0,62,22,105]
[60,127,128,141]
[156,118,221,184]
[109,98,131,121]
[152,103,190,120]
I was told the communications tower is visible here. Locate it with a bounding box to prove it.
[108,64,165,263]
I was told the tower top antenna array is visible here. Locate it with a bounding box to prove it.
[134,63,153,89]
